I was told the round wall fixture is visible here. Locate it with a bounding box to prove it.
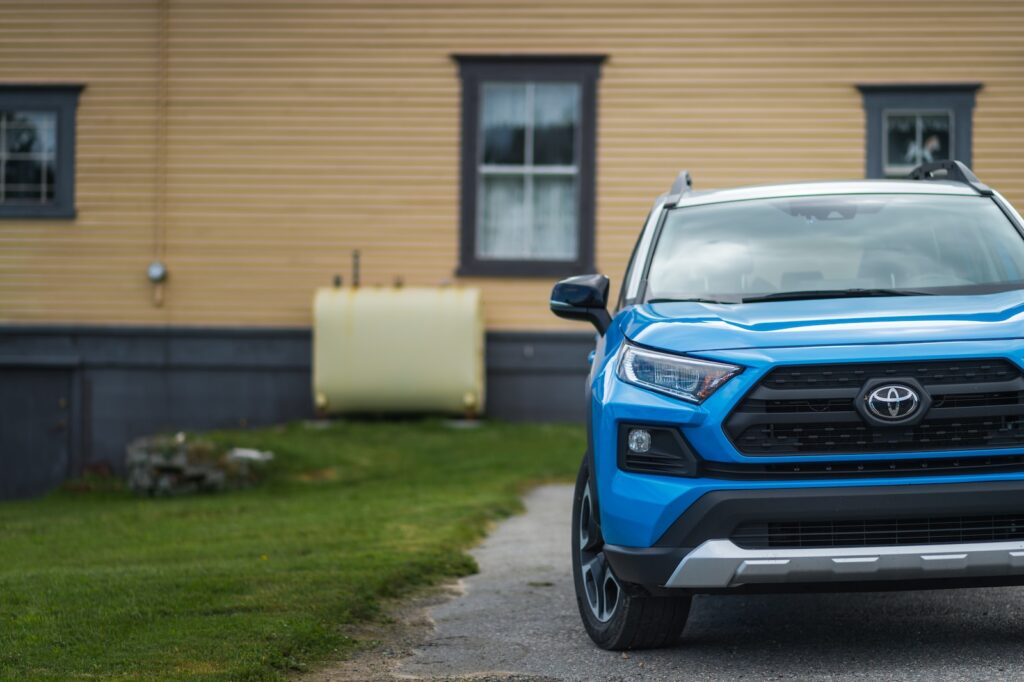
[147,260,168,283]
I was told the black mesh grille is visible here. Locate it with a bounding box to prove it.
[725,359,1024,456]
[761,360,1018,390]
[733,515,1024,549]
[735,416,1024,454]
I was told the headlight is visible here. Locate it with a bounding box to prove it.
[617,343,741,403]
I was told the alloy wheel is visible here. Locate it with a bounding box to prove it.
[578,482,620,623]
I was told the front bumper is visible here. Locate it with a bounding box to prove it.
[667,539,1024,588]
[604,478,1024,592]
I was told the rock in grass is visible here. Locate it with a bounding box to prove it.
[125,433,272,497]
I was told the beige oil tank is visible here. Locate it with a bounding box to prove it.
[312,286,485,416]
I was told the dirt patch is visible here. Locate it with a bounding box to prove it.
[304,584,453,681]
[295,467,340,483]
[307,574,556,682]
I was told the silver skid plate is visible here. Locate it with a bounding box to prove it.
[666,539,1024,588]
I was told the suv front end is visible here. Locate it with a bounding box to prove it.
[552,161,1024,650]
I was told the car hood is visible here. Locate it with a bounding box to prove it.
[619,291,1024,353]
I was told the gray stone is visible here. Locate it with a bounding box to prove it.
[124,433,271,496]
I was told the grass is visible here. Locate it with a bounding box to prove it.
[0,419,584,681]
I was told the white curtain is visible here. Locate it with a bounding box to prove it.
[481,83,527,128]
[479,175,526,258]
[532,175,577,259]
[533,83,578,129]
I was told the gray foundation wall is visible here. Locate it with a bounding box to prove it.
[0,325,593,496]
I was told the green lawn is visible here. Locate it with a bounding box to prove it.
[0,420,584,681]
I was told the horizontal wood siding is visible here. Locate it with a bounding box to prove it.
[0,1,161,322]
[2,0,1024,329]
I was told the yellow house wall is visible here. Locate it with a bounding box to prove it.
[2,0,1023,330]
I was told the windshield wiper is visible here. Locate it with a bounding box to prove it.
[647,297,741,305]
[741,288,933,304]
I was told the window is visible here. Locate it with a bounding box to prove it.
[479,82,580,261]
[858,84,980,179]
[617,207,659,311]
[455,56,604,277]
[883,111,952,177]
[645,194,1023,303]
[0,85,82,218]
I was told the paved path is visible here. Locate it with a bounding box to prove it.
[397,484,1024,681]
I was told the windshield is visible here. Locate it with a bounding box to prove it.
[645,194,1024,303]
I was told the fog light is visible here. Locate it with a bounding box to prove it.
[618,424,699,478]
[627,428,652,453]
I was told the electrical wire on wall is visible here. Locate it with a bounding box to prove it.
[148,0,170,305]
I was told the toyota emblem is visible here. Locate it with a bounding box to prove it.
[866,384,920,421]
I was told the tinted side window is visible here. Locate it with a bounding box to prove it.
[617,210,652,311]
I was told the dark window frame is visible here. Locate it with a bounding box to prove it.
[453,55,604,278]
[857,83,981,179]
[0,84,83,219]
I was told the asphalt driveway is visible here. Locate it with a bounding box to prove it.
[396,484,1024,681]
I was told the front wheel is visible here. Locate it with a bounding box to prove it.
[571,457,692,650]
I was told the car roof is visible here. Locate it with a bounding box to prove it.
[667,179,979,209]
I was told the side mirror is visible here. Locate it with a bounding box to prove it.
[549,274,612,335]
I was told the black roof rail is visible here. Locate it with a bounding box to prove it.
[908,160,993,196]
[665,170,693,205]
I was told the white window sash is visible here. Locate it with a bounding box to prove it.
[480,165,577,175]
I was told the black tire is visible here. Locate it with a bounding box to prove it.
[571,456,692,650]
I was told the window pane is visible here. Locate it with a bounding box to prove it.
[3,159,54,202]
[886,114,917,168]
[533,83,579,166]
[531,175,577,259]
[478,174,526,258]
[921,114,951,162]
[4,111,56,156]
[2,110,58,205]
[481,83,526,165]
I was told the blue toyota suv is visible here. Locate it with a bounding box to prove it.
[550,161,1024,650]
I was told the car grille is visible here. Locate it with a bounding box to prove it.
[760,360,1019,390]
[725,359,1024,455]
[732,515,1024,549]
